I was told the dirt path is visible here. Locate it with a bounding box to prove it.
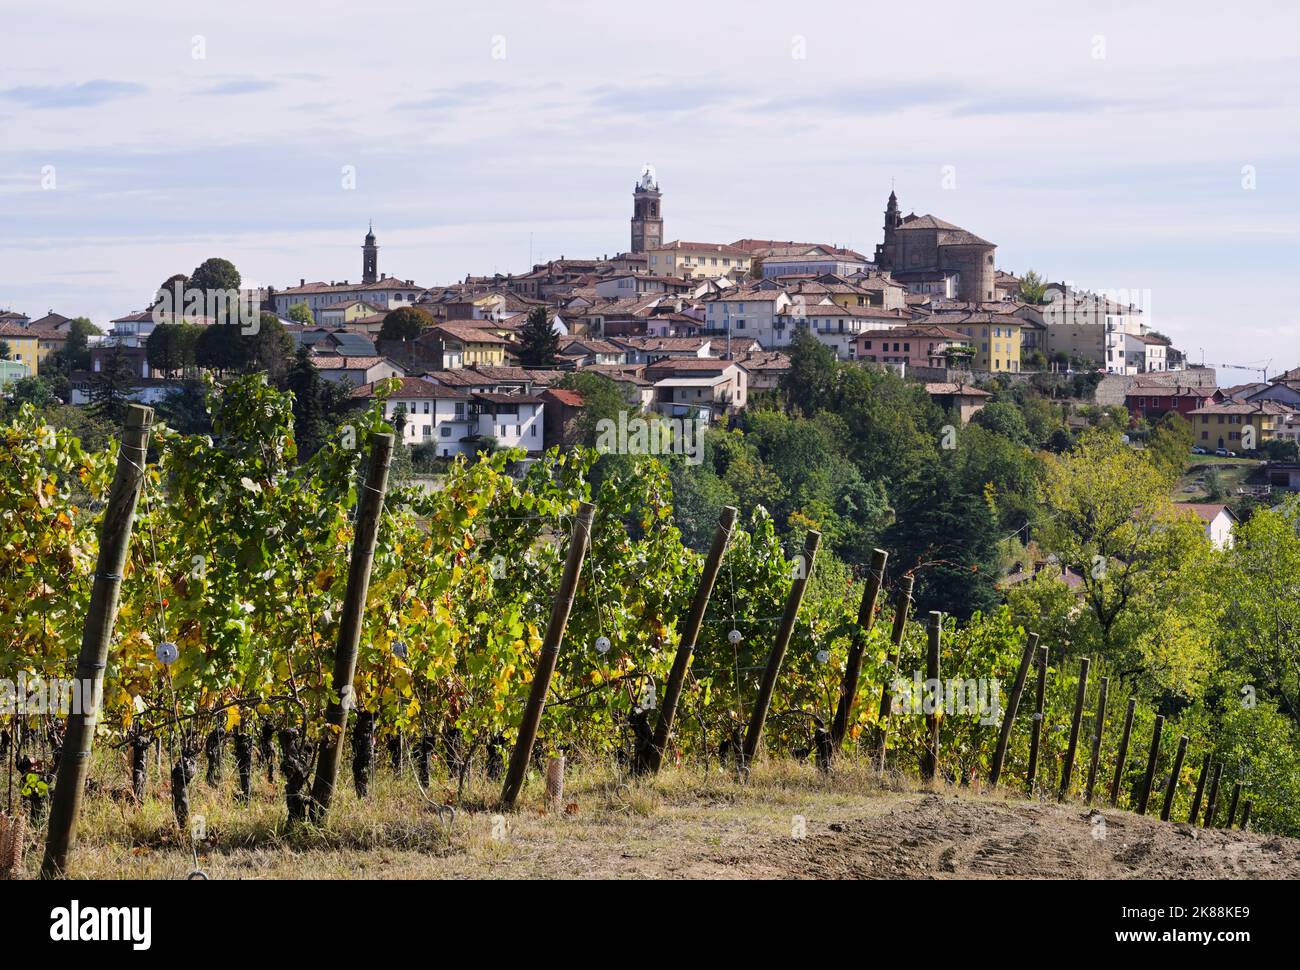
[719,792,1300,879]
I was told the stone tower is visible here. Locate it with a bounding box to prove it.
[362,224,379,284]
[875,190,902,270]
[630,165,663,254]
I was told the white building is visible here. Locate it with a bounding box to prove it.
[704,290,792,348]
[354,378,545,458]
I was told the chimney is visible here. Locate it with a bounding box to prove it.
[300,278,305,287]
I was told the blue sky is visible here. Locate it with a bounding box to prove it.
[1,0,1297,376]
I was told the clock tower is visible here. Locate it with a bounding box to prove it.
[630,165,662,254]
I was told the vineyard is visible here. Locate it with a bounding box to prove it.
[1,374,1297,879]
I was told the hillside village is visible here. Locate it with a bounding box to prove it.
[4,167,1300,499]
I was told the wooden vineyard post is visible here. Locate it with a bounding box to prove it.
[830,548,888,752]
[1084,676,1109,803]
[1135,714,1164,815]
[1188,755,1211,824]
[988,632,1039,787]
[307,432,395,824]
[1161,735,1189,822]
[921,612,942,783]
[1239,800,1252,830]
[1202,761,1224,828]
[1224,782,1242,829]
[1058,658,1090,800]
[647,506,737,775]
[1108,697,1137,807]
[42,405,155,879]
[740,530,821,769]
[500,502,596,809]
[875,575,914,771]
[1025,644,1048,793]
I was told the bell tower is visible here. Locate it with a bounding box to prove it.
[362,223,379,284]
[630,165,662,254]
[875,190,901,270]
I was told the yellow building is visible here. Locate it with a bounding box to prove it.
[647,241,752,281]
[422,323,508,369]
[926,311,1024,372]
[1189,401,1291,452]
[0,324,41,376]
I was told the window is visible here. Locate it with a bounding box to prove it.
[423,427,432,436]
[440,426,451,437]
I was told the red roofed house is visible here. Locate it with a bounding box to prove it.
[1173,502,1238,550]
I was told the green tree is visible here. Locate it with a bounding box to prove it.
[885,455,1000,619]
[194,322,247,374]
[1147,411,1194,479]
[0,340,10,359]
[247,313,294,380]
[88,341,138,424]
[972,400,1033,446]
[188,257,241,294]
[517,306,560,367]
[780,325,837,414]
[146,321,200,378]
[59,317,101,372]
[379,306,433,342]
[287,302,315,325]
[1017,269,1049,305]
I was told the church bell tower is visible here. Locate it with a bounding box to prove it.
[362,224,379,284]
[630,165,663,254]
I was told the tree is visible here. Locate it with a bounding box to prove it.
[1017,269,1049,305]
[88,341,138,424]
[247,313,293,380]
[1037,430,1218,695]
[154,379,213,435]
[379,306,433,342]
[780,325,837,414]
[1147,411,1194,479]
[287,302,315,325]
[1222,498,1300,729]
[188,257,241,294]
[194,322,247,374]
[517,306,560,367]
[885,455,1000,620]
[0,340,10,359]
[145,322,200,378]
[6,375,55,409]
[972,400,1034,446]
[59,317,100,372]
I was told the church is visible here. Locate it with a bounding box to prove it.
[873,191,998,303]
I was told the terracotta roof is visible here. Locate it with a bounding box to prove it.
[860,325,970,341]
[351,377,469,400]
[542,388,584,407]
[428,323,509,344]
[652,240,750,256]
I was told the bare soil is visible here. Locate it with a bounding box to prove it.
[23,762,1299,879]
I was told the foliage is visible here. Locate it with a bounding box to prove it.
[378,307,432,343]
[517,306,560,367]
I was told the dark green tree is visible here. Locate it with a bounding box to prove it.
[518,306,560,367]
[146,322,200,377]
[379,306,433,342]
[188,258,241,294]
[88,341,138,424]
[780,324,837,414]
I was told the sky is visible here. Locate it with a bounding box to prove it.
[1,0,1298,378]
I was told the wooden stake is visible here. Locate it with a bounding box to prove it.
[500,502,596,808]
[1160,735,1188,822]
[1084,676,1109,803]
[308,431,394,824]
[1202,762,1223,828]
[1136,714,1164,815]
[42,405,155,879]
[921,611,942,783]
[875,575,914,771]
[1239,800,1252,830]
[1058,658,1089,800]
[647,506,736,774]
[1188,755,1210,824]
[989,632,1039,787]
[1108,697,1136,807]
[830,548,888,751]
[1224,782,1242,829]
[1025,644,1048,793]
[741,530,820,769]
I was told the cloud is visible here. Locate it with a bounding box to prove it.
[0,79,145,109]
[395,81,516,113]
[194,79,280,97]
[586,80,747,115]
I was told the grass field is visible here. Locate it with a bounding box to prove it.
[6,755,1298,879]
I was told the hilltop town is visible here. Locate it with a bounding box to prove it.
[3,167,1299,493]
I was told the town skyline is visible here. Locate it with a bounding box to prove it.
[3,0,1298,376]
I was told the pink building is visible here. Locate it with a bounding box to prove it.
[856,325,971,368]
